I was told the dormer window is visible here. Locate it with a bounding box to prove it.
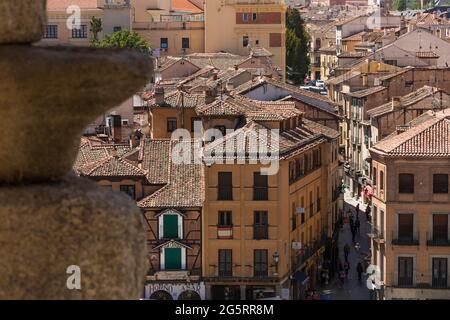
[158,209,184,239]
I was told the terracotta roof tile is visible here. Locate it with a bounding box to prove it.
[138,140,204,208]
[371,108,450,157]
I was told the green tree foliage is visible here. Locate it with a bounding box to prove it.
[89,16,102,42]
[95,30,151,53]
[391,0,407,10]
[408,0,421,9]
[286,8,310,84]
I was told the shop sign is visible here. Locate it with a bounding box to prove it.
[145,282,205,300]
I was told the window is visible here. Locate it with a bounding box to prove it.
[380,170,384,191]
[164,248,182,270]
[167,118,177,133]
[398,214,414,243]
[398,257,413,287]
[291,203,296,231]
[255,39,260,46]
[219,249,232,277]
[243,35,249,47]
[43,25,58,39]
[269,33,282,47]
[254,249,268,278]
[373,167,377,186]
[218,172,233,200]
[432,214,448,243]
[254,211,268,240]
[253,172,268,200]
[72,25,88,39]
[162,214,179,238]
[301,197,305,224]
[160,38,168,49]
[252,13,257,21]
[316,186,321,212]
[399,174,414,194]
[433,174,448,194]
[113,26,122,32]
[182,37,190,49]
[191,117,201,133]
[243,13,249,22]
[432,258,448,288]
[120,185,135,199]
[218,211,232,227]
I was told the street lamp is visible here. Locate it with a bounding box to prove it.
[272,252,280,276]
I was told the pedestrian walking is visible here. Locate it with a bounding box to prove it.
[344,261,350,278]
[344,243,350,262]
[355,218,361,236]
[351,225,356,243]
[357,261,364,283]
[356,203,360,215]
[365,205,371,221]
[338,270,346,287]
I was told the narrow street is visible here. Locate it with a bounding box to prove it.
[321,193,371,300]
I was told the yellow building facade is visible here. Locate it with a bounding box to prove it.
[204,0,286,80]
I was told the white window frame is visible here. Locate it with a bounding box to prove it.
[160,246,186,270]
[158,210,183,240]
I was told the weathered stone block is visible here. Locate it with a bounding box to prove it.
[0,46,153,184]
[0,175,148,299]
[0,0,46,44]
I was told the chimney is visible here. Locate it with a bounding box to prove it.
[154,86,165,105]
[391,96,401,109]
[109,114,122,143]
[205,87,217,104]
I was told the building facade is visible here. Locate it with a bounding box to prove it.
[205,0,287,79]
[369,109,450,299]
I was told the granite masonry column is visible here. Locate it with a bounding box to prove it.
[0,0,152,299]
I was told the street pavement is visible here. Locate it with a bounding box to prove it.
[320,192,372,300]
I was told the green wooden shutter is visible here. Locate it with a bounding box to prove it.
[164,248,182,270]
[163,215,178,238]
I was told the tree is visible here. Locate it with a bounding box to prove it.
[95,30,151,54]
[286,8,310,84]
[90,16,102,42]
[391,0,407,10]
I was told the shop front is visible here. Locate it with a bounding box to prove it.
[145,282,205,300]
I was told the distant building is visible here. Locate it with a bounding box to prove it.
[369,108,450,299]
[204,0,287,80]
[40,0,131,46]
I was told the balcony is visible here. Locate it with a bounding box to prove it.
[218,187,233,201]
[367,223,385,243]
[391,231,420,246]
[253,187,268,201]
[390,272,450,289]
[217,226,233,239]
[291,233,328,272]
[427,232,450,246]
[253,225,269,240]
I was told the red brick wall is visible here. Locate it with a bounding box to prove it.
[236,12,282,25]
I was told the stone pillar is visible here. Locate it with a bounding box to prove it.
[0,0,153,299]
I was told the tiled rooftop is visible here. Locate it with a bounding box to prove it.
[371,108,450,157]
